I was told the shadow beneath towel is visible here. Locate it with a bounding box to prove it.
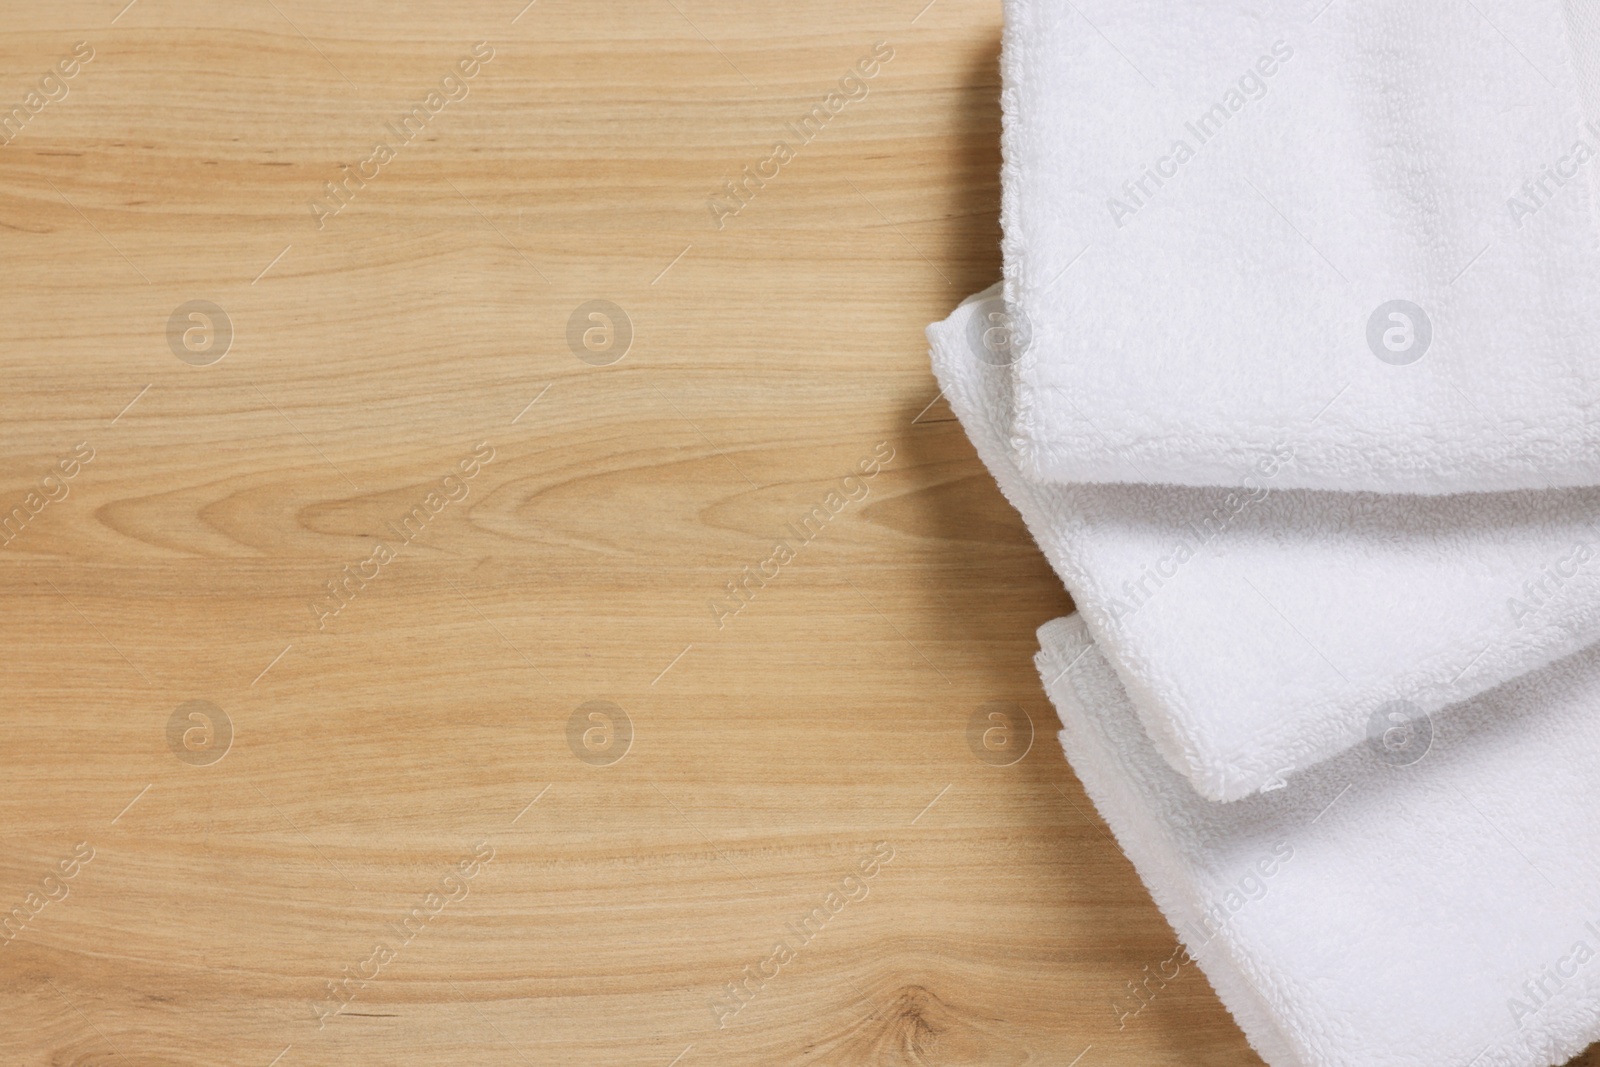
[868,27,1074,670]
[938,34,1005,297]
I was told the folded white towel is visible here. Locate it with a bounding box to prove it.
[930,286,1600,800]
[1002,0,1600,494]
[1037,613,1600,1067]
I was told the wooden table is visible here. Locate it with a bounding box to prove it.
[2,2,1594,1064]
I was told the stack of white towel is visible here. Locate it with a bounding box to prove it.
[928,2,1600,1064]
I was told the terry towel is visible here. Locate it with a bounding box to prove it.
[1037,614,1600,1067]
[930,286,1600,800]
[1001,0,1600,494]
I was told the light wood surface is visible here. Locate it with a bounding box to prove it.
[2,3,1594,1065]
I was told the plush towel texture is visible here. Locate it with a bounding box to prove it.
[1569,0,1600,112]
[1001,0,1600,494]
[1037,613,1600,1067]
[930,286,1600,800]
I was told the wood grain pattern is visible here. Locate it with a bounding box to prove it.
[0,2,1593,1064]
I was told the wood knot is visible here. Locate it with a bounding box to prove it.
[836,983,1028,1066]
